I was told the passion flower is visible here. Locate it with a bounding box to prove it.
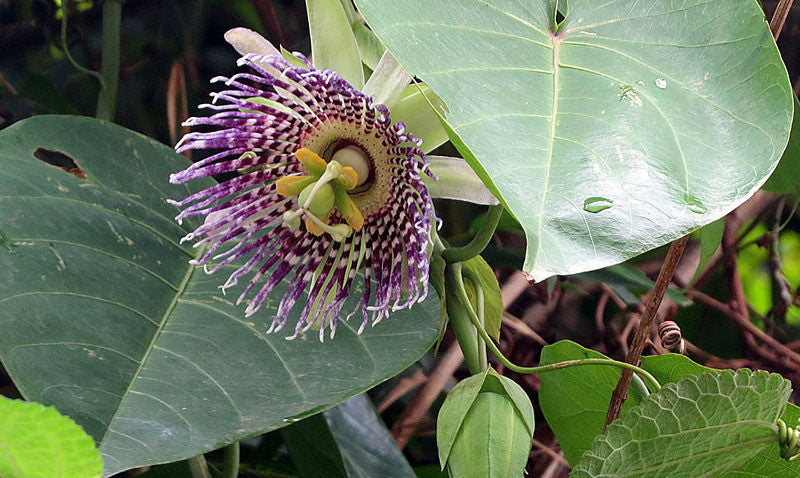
[168,44,435,341]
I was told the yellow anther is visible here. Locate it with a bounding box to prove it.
[295,148,327,176]
[340,167,359,190]
[305,211,332,237]
[344,197,364,231]
[305,217,325,236]
[276,175,314,197]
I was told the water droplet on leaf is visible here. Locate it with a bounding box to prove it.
[583,197,613,213]
[655,78,667,89]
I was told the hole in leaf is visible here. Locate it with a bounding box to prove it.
[34,148,87,179]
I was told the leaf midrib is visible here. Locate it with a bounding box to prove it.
[97,250,201,448]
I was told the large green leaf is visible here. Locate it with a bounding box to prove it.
[537,340,648,465]
[355,0,793,281]
[640,354,800,477]
[0,116,440,476]
[572,369,791,477]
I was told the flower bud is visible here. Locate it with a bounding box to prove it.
[437,368,534,477]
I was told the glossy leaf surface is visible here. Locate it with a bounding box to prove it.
[0,116,440,476]
[355,0,793,280]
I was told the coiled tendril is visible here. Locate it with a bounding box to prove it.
[658,321,685,354]
[778,417,800,461]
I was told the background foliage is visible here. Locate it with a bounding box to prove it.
[2,1,800,477]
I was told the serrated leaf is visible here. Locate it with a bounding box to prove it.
[0,397,103,478]
[640,354,800,477]
[572,369,791,477]
[538,340,648,465]
[355,0,793,281]
[0,116,440,476]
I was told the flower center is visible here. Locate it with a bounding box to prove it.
[332,146,370,187]
[275,148,365,241]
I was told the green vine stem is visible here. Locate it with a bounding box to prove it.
[445,262,483,374]
[222,441,240,478]
[441,204,504,263]
[187,455,212,478]
[462,267,488,371]
[453,267,662,393]
[60,0,106,90]
[95,0,122,121]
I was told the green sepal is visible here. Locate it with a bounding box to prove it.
[436,368,535,472]
[281,45,310,68]
[352,20,386,70]
[307,0,364,88]
[437,367,534,474]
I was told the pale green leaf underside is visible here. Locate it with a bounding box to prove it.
[572,369,791,477]
[355,0,793,280]
[0,116,440,476]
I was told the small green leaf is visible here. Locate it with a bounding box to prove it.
[639,352,718,384]
[764,95,800,196]
[572,369,792,477]
[0,397,103,478]
[576,263,692,307]
[687,218,725,288]
[282,414,349,478]
[538,340,648,465]
[324,394,415,477]
[462,255,503,341]
[307,0,364,88]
